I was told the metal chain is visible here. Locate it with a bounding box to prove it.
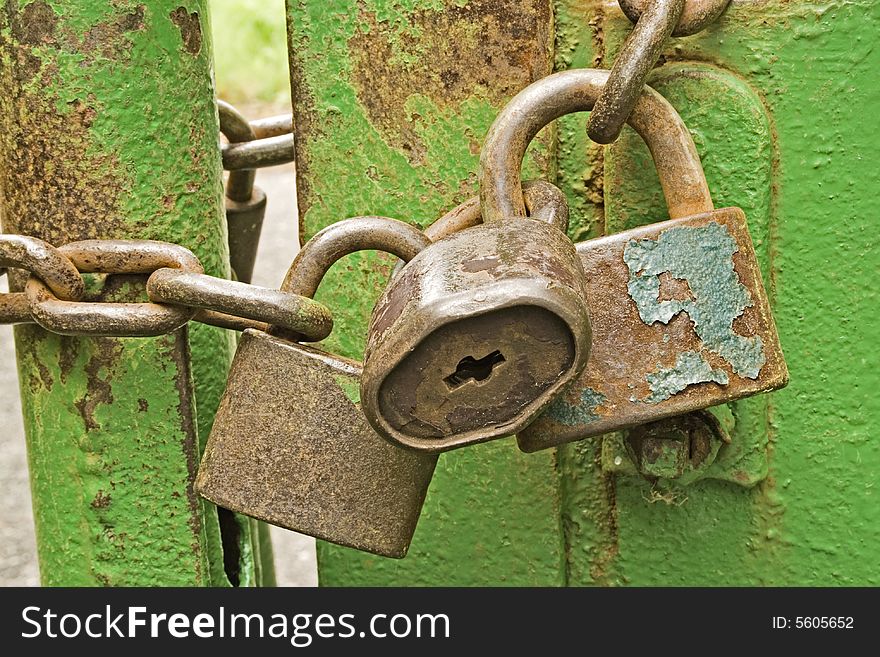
[587,0,730,144]
[0,234,332,341]
[218,107,295,171]
[0,107,306,337]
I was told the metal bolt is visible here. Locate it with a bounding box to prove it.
[624,410,727,481]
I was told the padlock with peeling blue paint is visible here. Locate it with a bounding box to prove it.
[509,71,788,453]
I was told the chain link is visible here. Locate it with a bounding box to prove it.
[222,133,295,171]
[619,0,730,37]
[0,234,335,340]
[587,0,730,144]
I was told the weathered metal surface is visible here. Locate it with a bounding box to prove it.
[558,0,880,586]
[0,234,84,325]
[146,268,334,342]
[222,133,295,171]
[479,68,713,223]
[0,0,253,585]
[199,329,438,558]
[362,189,588,452]
[250,113,293,139]
[619,0,730,37]
[218,100,266,284]
[287,0,564,584]
[519,208,788,451]
[279,216,431,301]
[25,240,202,337]
[0,235,85,300]
[197,217,438,558]
[587,0,684,144]
[425,179,570,240]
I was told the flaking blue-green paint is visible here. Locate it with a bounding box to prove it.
[624,221,766,378]
[644,351,729,403]
[546,387,607,425]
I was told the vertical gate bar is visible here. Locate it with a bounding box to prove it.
[0,0,250,585]
[562,0,880,585]
[286,0,566,585]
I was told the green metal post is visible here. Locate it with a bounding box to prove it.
[564,0,880,586]
[289,0,880,585]
[0,0,261,585]
[286,0,566,585]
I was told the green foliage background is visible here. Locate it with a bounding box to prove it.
[210,0,291,107]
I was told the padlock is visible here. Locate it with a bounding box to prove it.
[484,69,789,452]
[360,139,592,454]
[219,100,267,284]
[196,216,439,558]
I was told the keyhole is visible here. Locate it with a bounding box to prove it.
[444,350,506,389]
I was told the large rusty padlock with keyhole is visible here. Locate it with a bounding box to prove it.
[196,217,438,558]
[360,167,591,452]
[473,68,788,453]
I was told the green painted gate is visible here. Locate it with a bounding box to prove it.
[2,0,876,587]
[286,0,880,586]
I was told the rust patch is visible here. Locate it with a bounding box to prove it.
[461,256,501,274]
[657,271,695,302]
[91,490,112,509]
[166,329,203,557]
[79,5,145,59]
[348,0,552,165]
[58,335,81,384]
[74,338,124,431]
[590,464,620,583]
[288,30,318,241]
[169,7,202,56]
[0,4,133,250]
[18,1,58,46]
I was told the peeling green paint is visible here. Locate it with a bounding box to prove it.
[546,387,607,424]
[624,221,766,378]
[644,351,729,403]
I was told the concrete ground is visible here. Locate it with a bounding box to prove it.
[0,163,318,586]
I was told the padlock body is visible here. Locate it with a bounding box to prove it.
[196,329,438,558]
[517,208,788,452]
[361,218,591,452]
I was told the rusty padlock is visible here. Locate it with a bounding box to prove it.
[360,146,591,454]
[495,69,789,452]
[219,100,267,284]
[196,217,438,558]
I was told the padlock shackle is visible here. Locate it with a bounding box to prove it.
[280,216,432,300]
[218,100,258,203]
[424,180,570,242]
[479,68,713,224]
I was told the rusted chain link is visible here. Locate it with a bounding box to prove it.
[249,113,292,140]
[25,240,204,337]
[0,268,32,324]
[0,234,334,340]
[219,100,259,203]
[619,0,730,37]
[222,133,295,171]
[1,235,85,325]
[146,269,333,343]
[588,0,684,144]
[587,0,730,144]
